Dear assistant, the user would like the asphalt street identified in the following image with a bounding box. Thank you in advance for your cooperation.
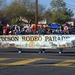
[0,48,75,75]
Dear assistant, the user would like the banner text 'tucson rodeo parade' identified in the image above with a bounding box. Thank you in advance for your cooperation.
[0,35,70,42]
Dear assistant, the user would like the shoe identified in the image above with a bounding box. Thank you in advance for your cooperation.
[39,52,41,54]
[59,52,61,54]
[43,51,45,53]
[18,51,21,53]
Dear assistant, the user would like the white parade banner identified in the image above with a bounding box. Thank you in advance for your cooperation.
[0,35,75,49]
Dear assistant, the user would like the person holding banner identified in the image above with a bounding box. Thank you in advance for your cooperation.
[16,25,23,53]
[57,26,64,54]
[37,26,46,53]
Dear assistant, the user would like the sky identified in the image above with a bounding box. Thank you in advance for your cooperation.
[7,0,75,18]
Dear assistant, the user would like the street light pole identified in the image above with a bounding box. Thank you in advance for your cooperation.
[35,0,38,32]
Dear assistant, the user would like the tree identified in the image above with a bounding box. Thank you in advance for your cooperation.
[13,0,46,24]
[13,0,35,11]
[46,0,74,24]
[3,2,28,24]
[0,0,46,25]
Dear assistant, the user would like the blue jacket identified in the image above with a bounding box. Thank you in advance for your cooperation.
[16,30,23,35]
[38,29,46,34]
[56,30,65,34]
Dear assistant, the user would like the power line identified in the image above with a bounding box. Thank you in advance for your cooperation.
[65,0,75,3]
[66,3,75,7]
[65,2,75,11]
[67,5,75,10]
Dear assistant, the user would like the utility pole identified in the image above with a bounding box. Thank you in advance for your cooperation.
[35,0,38,31]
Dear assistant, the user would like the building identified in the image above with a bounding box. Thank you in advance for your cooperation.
[67,18,75,27]
[38,19,47,25]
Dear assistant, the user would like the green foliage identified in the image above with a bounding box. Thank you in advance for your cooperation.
[6,2,27,18]
[46,0,74,24]
[11,19,18,24]
[0,0,45,24]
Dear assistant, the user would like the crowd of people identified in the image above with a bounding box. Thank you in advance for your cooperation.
[0,23,75,54]
[0,23,75,35]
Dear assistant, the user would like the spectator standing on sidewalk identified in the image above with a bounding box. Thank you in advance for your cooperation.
[0,23,3,35]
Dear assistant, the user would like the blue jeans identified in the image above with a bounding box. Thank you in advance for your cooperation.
[18,48,22,52]
[59,48,63,53]
[39,49,45,53]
